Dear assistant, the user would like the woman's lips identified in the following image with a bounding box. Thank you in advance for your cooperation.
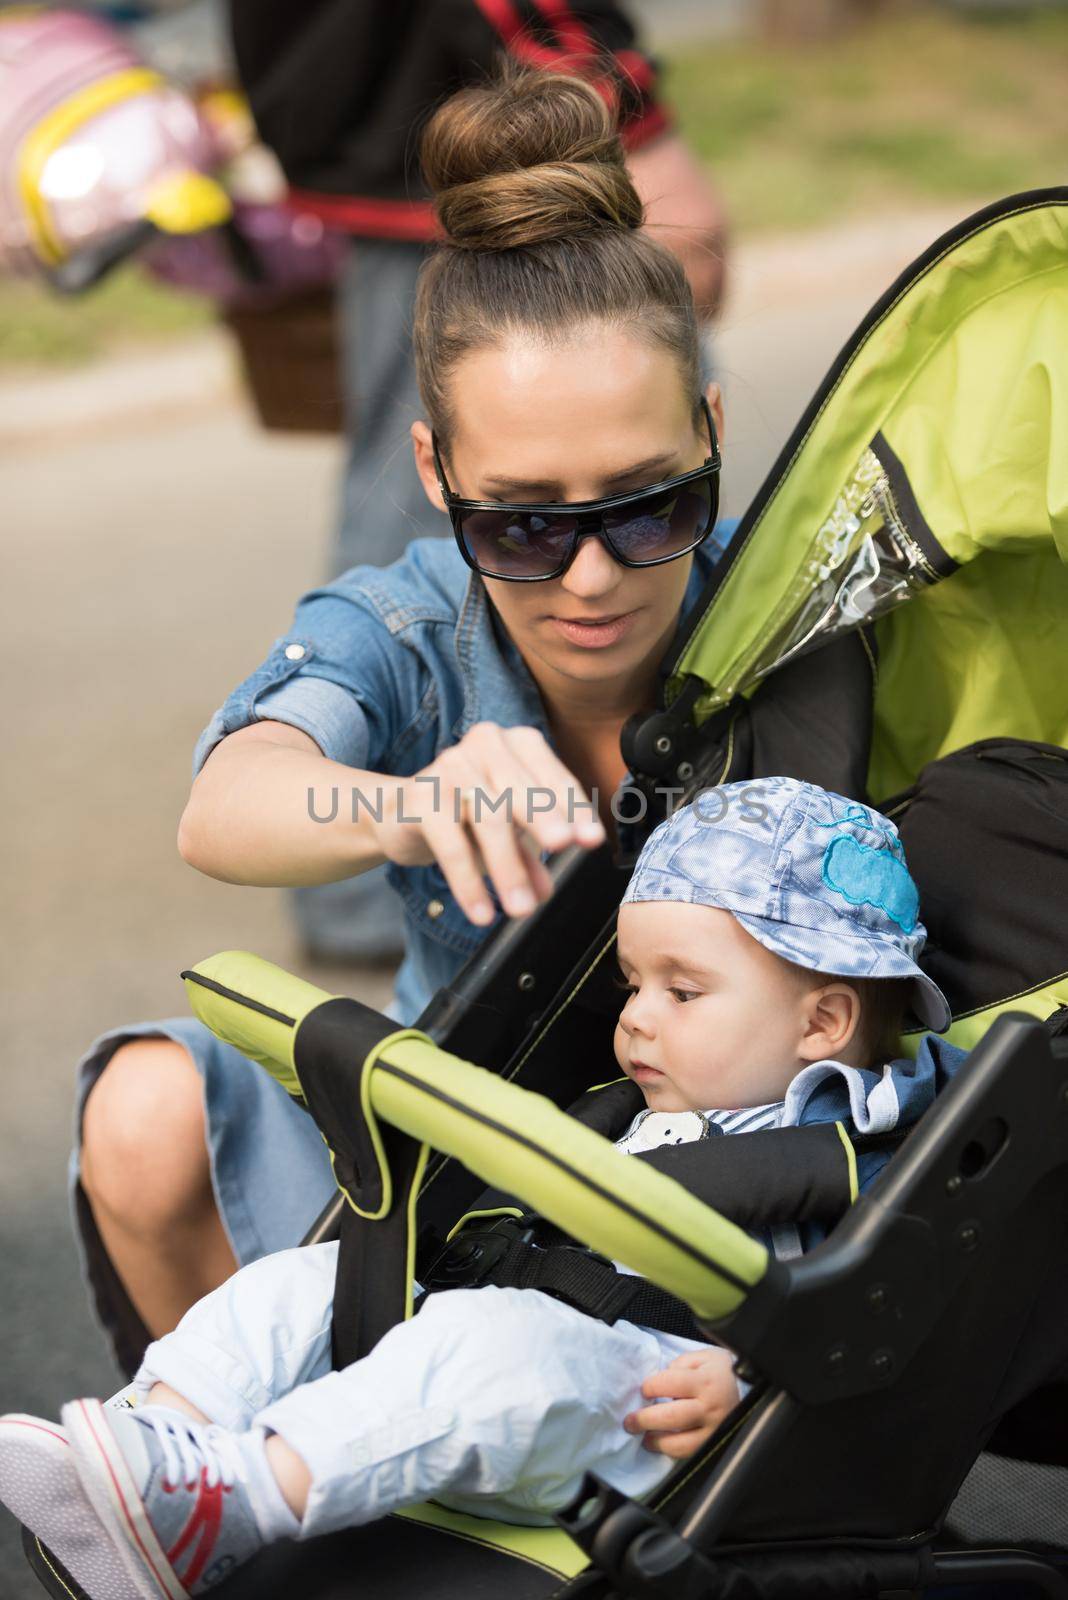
[547,611,636,649]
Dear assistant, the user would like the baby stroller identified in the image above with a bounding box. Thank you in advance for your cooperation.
[26,187,1068,1598]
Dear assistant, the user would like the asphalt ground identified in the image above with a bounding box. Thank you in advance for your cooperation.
[0,206,969,1596]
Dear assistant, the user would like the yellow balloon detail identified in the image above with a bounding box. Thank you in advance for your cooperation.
[143,171,232,236]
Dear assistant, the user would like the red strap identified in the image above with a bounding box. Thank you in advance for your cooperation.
[529,0,596,56]
[285,190,442,241]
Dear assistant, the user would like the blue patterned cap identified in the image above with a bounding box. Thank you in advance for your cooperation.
[622,777,951,1032]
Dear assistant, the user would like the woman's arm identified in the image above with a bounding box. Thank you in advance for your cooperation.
[178,719,605,924]
[177,720,385,887]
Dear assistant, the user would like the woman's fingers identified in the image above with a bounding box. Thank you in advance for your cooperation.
[415,764,501,925]
[437,725,602,919]
[417,765,553,922]
[474,724,605,852]
[373,724,604,924]
[461,793,546,918]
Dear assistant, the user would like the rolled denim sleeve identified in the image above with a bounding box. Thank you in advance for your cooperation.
[251,678,372,768]
[191,589,421,780]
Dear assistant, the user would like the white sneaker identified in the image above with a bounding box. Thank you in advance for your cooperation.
[63,1398,267,1597]
[0,1413,142,1600]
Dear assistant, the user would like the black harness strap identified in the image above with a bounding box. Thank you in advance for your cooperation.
[492,1238,707,1339]
[419,1216,708,1342]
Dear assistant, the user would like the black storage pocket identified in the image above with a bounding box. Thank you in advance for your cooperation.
[884,738,1068,1018]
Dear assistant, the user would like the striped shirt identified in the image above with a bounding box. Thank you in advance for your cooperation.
[614,1101,801,1261]
[614,1102,783,1155]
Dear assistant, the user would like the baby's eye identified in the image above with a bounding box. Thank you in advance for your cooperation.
[669,987,700,1003]
[612,968,637,994]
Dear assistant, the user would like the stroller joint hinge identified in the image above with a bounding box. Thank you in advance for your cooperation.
[621,675,738,805]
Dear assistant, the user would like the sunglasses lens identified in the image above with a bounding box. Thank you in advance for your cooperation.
[460,509,577,578]
[603,478,716,565]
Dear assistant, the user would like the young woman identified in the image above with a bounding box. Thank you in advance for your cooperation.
[75,66,731,1345]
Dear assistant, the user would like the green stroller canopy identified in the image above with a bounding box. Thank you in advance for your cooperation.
[666,190,1068,801]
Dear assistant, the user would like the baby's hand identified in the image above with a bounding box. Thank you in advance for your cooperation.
[623,1347,741,1459]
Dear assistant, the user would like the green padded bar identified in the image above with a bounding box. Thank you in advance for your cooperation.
[183,952,769,1323]
[359,1030,767,1321]
[182,949,331,1097]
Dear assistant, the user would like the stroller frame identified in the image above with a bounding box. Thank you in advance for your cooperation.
[27,958,1068,1599]
[560,1012,1068,1598]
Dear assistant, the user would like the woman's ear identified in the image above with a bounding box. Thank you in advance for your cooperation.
[704,380,724,448]
[797,982,862,1064]
[411,420,450,515]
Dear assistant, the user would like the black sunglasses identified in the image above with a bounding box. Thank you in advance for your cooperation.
[432,397,721,582]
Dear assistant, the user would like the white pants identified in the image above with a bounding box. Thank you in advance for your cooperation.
[135,1243,703,1539]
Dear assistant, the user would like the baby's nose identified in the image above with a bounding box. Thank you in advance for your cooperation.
[621,992,653,1035]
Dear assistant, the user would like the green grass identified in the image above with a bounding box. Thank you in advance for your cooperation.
[666,5,1068,233]
[1,4,1066,367]
[0,262,211,368]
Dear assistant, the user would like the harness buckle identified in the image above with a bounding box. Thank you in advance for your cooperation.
[421,1214,531,1292]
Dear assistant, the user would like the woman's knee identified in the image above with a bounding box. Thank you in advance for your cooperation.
[80,1037,212,1230]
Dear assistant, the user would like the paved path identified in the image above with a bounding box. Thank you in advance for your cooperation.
[0,202,976,1595]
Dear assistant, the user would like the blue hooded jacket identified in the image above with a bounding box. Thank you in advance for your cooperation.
[776,1032,967,1251]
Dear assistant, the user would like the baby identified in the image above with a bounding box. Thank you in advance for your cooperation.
[0,777,954,1600]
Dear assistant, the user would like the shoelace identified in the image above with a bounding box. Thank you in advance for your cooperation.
[135,1408,244,1493]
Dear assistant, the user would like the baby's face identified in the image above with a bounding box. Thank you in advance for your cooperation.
[614,902,816,1113]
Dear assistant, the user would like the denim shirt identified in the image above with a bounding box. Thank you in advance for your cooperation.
[193,527,736,1022]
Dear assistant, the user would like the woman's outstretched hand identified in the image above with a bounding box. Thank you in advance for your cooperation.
[371,722,605,925]
[623,1347,741,1459]
[178,718,603,912]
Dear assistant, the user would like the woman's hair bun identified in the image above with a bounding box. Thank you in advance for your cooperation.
[420,65,643,251]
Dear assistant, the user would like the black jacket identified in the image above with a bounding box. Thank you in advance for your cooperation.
[229,0,668,239]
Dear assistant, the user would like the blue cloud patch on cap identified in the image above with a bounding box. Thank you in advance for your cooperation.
[821,833,919,934]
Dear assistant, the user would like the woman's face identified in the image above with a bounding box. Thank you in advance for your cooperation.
[412,325,723,706]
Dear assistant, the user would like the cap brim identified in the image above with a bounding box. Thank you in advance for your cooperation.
[732,911,953,1036]
[908,970,953,1034]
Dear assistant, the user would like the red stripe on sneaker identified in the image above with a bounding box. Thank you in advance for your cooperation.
[78,1400,176,1599]
[166,1470,224,1589]
[5,1420,68,1448]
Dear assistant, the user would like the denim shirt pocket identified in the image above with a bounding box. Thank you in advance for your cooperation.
[383,676,440,771]
[386,859,498,960]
